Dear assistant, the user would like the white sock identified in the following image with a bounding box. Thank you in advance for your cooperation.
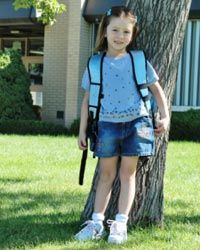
[115,213,128,224]
[92,212,104,225]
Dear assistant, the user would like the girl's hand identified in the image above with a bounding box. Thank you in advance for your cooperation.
[78,132,88,150]
[154,117,169,136]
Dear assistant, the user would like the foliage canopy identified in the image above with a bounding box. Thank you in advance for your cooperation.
[13,0,66,25]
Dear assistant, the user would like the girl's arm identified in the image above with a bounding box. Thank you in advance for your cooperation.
[78,91,89,150]
[149,82,170,136]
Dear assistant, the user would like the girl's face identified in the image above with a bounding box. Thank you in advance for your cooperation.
[105,16,134,56]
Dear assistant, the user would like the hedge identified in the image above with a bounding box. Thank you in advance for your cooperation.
[0,120,68,136]
[169,109,200,141]
[0,109,199,140]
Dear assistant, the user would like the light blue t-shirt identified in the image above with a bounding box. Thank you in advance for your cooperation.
[82,52,159,122]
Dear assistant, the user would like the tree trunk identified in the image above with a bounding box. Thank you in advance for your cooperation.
[82,0,192,226]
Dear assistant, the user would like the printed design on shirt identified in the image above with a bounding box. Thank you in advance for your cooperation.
[100,105,147,120]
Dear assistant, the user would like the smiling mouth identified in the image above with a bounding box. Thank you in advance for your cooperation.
[114,41,123,44]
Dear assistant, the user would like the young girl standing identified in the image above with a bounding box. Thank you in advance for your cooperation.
[75,6,169,244]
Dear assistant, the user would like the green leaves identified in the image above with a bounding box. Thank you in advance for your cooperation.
[13,0,66,25]
[0,54,11,69]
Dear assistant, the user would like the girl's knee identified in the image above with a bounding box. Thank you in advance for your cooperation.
[99,165,116,183]
[99,168,116,183]
[120,157,138,181]
[120,164,137,182]
[99,157,118,183]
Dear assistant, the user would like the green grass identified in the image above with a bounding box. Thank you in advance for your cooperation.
[0,135,199,250]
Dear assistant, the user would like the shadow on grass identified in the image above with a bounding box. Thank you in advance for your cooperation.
[165,214,200,225]
[1,176,199,250]
[165,199,200,225]
[164,199,200,231]
[0,177,34,184]
[0,213,79,248]
[0,179,86,249]
[165,199,194,209]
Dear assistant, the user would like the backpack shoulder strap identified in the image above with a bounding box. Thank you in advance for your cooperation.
[128,50,151,112]
[87,52,106,121]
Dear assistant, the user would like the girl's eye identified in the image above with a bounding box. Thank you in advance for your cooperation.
[124,31,130,34]
[112,29,118,32]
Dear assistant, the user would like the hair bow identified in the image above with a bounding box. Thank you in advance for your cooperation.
[106,8,112,16]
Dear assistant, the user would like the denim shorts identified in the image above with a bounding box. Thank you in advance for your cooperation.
[94,116,155,158]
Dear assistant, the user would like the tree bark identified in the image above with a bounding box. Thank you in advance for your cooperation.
[82,0,192,226]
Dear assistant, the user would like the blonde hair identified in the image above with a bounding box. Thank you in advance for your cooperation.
[94,6,139,52]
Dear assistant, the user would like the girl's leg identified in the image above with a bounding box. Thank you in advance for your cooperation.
[75,156,118,242]
[118,156,138,215]
[94,156,118,214]
[108,156,138,244]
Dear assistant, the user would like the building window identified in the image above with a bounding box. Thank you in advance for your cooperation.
[31,91,43,106]
[2,39,25,55]
[28,38,44,56]
[57,111,64,119]
[91,24,99,52]
[28,63,43,85]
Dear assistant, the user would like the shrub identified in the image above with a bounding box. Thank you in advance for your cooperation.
[33,105,42,120]
[169,109,200,141]
[69,118,80,135]
[0,120,68,135]
[0,49,36,120]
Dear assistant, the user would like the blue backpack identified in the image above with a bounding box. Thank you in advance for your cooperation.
[79,50,156,185]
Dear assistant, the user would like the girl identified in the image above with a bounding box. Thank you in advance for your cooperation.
[75,6,169,244]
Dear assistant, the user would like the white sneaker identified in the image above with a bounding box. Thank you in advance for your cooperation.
[107,220,127,244]
[74,220,105,241]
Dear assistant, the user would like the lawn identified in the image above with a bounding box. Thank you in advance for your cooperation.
[0,135,199,250]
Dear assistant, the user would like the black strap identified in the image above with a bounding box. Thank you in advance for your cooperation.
[95,52,106,123]
[78,52,106,186]
[143,95,151,101]
[79,149,88,185]
[139,83,150,89]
